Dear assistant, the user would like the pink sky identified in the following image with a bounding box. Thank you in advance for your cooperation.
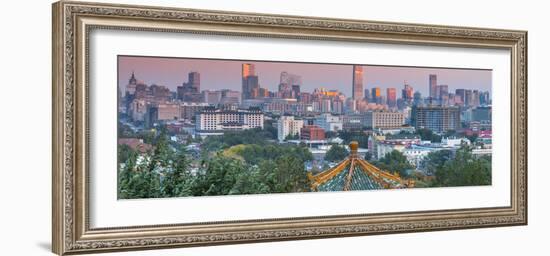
[118,55,492,97]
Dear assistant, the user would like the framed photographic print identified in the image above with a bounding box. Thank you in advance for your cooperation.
[52,1,527,255]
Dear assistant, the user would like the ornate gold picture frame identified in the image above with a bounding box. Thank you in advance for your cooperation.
[52,1,527,255]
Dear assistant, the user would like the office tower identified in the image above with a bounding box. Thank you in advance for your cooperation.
[279,71,301,99]
[413,91,422,106]
[386,88,397,108]
[299,92,312,104]
[242,63,255,79]
[437,85,449,105]
[242,63,257,100]
[429,74,437,99]
[479,91,490,105]
[332,99,344,114]
[280,71,302,86]
[177,72,201,102]
[472,90,480,107]
[455,89,466,105]
[246,75,259,99]
[411,105,461,133]
[464,89,473,107]
[364,88,371,102]
[149,84,171,102]
[291,84,301,99]
[402,83,414,102]
[371,87,381,104]
[352,65,364,100]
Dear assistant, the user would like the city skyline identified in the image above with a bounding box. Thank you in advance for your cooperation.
[118,55,492,98]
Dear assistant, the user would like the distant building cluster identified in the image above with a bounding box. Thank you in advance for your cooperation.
[118,64,492,170]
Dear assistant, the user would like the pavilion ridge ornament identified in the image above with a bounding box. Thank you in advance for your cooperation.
[309,141,415,191]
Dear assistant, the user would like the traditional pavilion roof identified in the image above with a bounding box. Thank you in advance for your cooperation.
[309,141,414,192]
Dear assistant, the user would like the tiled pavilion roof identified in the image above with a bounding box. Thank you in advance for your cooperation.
[308,141,415,192]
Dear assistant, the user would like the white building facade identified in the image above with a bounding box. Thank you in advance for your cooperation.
[196,108,264,136]
[277,116,304,142]
[314,113,343,132]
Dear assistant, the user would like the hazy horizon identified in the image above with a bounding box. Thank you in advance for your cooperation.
[118,55,492,98]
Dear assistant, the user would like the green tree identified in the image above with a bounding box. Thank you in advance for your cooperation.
[432,148,491,187]
[118,144,135,166]
[117,146,138,199]
[338,130,368,148]
[372,150,413,177]
[193,154,248,196]
[277,155,310,193]
[423,150,453,175]
[161,147,194,197]
[324,145,348,162]
[229,167,271,195]
[416,128,442,143]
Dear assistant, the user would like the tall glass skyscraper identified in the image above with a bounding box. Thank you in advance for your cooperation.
[352,65,364,101]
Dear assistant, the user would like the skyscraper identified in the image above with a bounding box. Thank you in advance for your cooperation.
[279,71,301,99]
[352,65,364,101]
[402,83,414,102]
[364,88,371,102]
[479,91,490,106]
[464,89,473,107]
[437,85,449,105]
[472,90,480,107]
[177,71,201,102]
[429,74,437,99]
[280,71,301,86]
[386,88,397,108]
[371,87,381,104]
[413,91,422,106]
[242,63,256,100]
[455,89,466,105]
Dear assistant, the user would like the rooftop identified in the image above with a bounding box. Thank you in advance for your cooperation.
[308,141,414,191]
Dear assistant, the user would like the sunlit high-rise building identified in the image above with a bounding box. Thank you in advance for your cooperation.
[242,63,258,100]
[371,87,381,104]
[352,65,364,101]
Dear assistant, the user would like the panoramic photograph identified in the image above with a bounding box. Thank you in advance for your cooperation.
[117,55,493,199]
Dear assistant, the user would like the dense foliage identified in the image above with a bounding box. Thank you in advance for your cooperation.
[415,128,442,143]
[429,147,491,187]
[371,150,414,177]
[338,130,369,148]
[118,128,312,199]
[324,145,348,162]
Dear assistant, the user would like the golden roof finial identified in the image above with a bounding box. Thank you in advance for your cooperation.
[349,141,359,157]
